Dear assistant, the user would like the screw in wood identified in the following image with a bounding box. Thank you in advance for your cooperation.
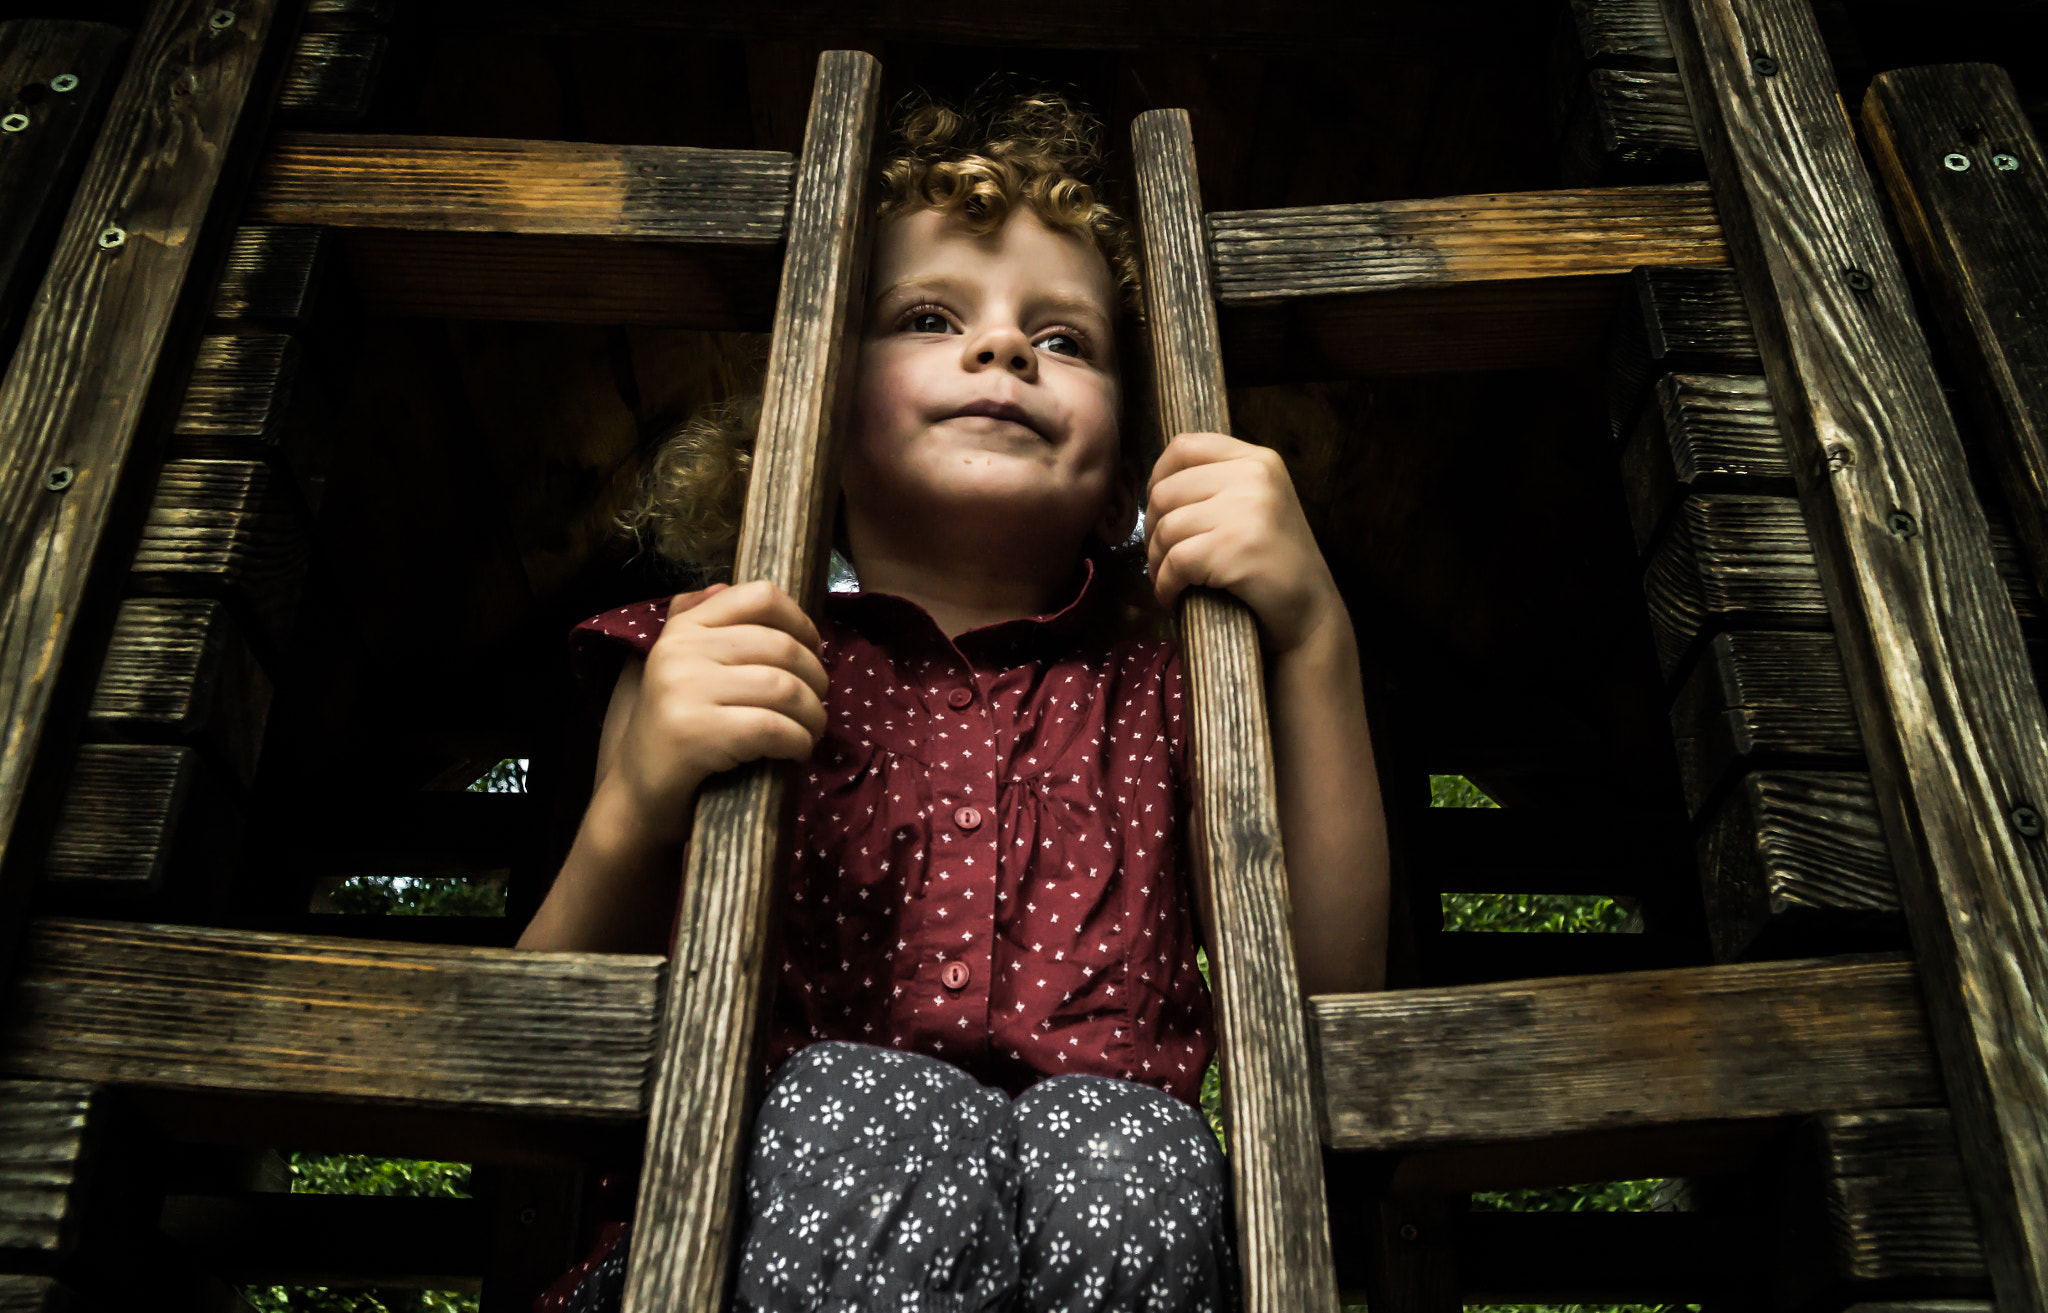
[1,113,27,133]
[1398,1224,1419,1241]
[1825,443,1855,471]
[1944,153,1971,171]
[96,226,125,250]
[2014,806,2043,838]
[1887,510,1917,538]
[43,467,75,493]
[1994,154,2020,171]
[1751,53,1778,76]
[1844,268,1873,292]
[50,74,78,93]
[209,8,237,30]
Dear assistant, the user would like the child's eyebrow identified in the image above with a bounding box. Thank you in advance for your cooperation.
[870,277,1111,327]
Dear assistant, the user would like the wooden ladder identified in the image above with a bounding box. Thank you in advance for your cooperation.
[0,0,2045,1309]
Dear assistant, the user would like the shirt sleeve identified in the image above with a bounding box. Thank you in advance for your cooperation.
[567,595,674,689]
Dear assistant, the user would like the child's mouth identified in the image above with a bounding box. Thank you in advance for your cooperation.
[948,400,1045,440]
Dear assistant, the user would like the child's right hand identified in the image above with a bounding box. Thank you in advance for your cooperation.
[601,579,829,847]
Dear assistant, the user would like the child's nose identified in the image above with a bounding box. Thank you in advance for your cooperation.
[964,327,1037,380]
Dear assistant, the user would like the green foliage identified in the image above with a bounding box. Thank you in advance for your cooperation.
[328,876,505,918]
[470,758,528,794]
[1441,890,1630,934]
[243,1288,477,1313]
[286,1153,471,1198]
[1430,774,1498,810]
[1471,1178,1664,1213]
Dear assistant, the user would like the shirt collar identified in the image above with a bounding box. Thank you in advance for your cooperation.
[823,557,1105,665]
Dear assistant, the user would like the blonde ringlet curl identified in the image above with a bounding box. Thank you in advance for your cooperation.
[620,86,1152,588]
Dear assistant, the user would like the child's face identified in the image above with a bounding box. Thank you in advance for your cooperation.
[843,206,1127,566]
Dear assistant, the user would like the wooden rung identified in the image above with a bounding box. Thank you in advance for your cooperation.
[209,225,332,323]
[1312,955,1940,1153]
[1669,629,1861,817]
[1403,807,1687,896]
[275,31,388,126]
[174,333,302,440]
[0,1276,80,1313]
[1605,266,1760,441]
[1620,372,1789,553]
[1210,184,1726,380]
[42,745,240,900]
[1559,68,1703,187]
[0,1080,102,1259]
[1563,0,1675,68]
[1697,771,1902,963]
[0,919,660,1123]
[1804,1108,1984,1285]
[1424,931,1683,986]
[159,1193,488,1288]
[86,597,273,790]
[129,458,311,656]
[303,0,395,30]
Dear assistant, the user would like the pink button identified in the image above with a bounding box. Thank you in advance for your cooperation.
[954,805,983,832]
[941,961,971,990]
[947,687,973,710]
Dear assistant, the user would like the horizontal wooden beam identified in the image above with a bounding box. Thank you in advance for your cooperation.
[0,920,661,1122]
[1313,955,1940,1152]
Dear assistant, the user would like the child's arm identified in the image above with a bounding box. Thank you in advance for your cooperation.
[1146,433,1390,995]
[517,581,829,954]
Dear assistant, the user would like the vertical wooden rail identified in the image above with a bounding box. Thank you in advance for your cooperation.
[1662,1,2048,1308]
[621,50,880,1313]
[0,0,292,962]
[1861,64,2048,600]
[1131,109,1340,1313]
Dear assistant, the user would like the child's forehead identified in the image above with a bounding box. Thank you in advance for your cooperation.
[870,207,1116,314]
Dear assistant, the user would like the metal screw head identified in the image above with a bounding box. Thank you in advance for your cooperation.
[1887,510,1918,538]
[43,467,75,493]
[1825,443,1855,472]
[209,8,236,29]
[1944,152,1971,171]
[2014,806,2043,838]
[1398,1224,1419,1241]
[96,226,125,250]
[1752,54,1779,76]
[1,113,27,133]
[50,74,78,93]
[1844,268,1873,292]
[1994,153,2020,171]
[519,1207,538,1225]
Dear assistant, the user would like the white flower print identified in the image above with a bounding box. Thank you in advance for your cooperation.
[762,1253,791,1287]
[795,1206,828,1240]
[850,1065,879,1092]
[814,1098,847,1128]
[1052,1164,1078,1198]
[1046,1235,1075,1266]
[1086,1202,1114,1232]
[1042,1106,1074,1136]
[890,1087,918,1116]
[1081,1271,1109,1300]
[933,1180,961,1214]
[897,1214,925,1248]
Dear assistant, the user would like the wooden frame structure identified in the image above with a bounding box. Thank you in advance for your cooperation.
[0,0,2043,1308]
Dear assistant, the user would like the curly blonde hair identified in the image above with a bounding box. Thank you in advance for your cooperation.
[622,86,1147,584]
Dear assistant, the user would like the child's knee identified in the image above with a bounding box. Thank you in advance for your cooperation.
[752,1042,1004,1164]
[1011,1075,1223,1191]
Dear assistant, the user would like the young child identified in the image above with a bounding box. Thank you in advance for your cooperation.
[521,88,1388,1313]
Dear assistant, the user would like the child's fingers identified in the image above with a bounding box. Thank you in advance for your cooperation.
[1151,526,1229,609]
[714,705,822,767]
[1146,431,1259,499]
[1145,459,1247,523]
[669,578,823,653]
[1145,499,1232,584]
[690,623,831,702]
[710,663,828,741]
[664,582,729,622]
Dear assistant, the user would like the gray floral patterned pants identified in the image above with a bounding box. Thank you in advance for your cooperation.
[563,1041,1239,1313]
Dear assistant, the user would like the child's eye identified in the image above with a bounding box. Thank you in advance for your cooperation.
[903,308,952,334]
[1038,332,1087,358]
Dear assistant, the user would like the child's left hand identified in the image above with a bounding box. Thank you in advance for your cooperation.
[1145,432,1345,656]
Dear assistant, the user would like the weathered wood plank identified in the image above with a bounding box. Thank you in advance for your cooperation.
[1620,372,1789,552]
[1697,770,1902,962]
[1313,955,1940,1152]
[621,51,880,1313]
[169,330,330,511]
[1560,69,1705,186]
[0,22,130,366]
[0,919,661,1118]
[0,0,294,945]
[128,458,310,656]
[1426,931,1684,986]
[1663,0,2048,1303]
[40,743,240,901]
[86,597,270,789]
[1813,1108,1984,1282]
[1863,65,2048,608]
[1565,0,1678,68]
[275,32,386,127]
[0,1277,81,1313]
[209,225,330,323]
[1669,629,1861,816]
[303,0,396,31]
[1605,265,1760,441]
[1135,107,1339,1313]
[0,1080,100,1257]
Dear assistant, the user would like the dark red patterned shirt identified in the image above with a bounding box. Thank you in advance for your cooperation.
[571,566,1216,1106]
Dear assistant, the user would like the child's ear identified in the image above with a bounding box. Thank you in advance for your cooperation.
[1097,465,1141,547]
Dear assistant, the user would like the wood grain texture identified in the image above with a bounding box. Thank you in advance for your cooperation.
[0,1277,77,1313]
[0,919,661,1117]
[274,31,385,126]
[1604,265,1760,441]
[1814,1108,1984,1282]
[1863,65,2048,609]
[1663,0,2048,1303]
[1669,628,1861,816]
[1566,0,1678,67]
[0,1080,99,1256]
[86,597,270,789]
[1621,372,1789,552]
[1134,108,1338,1313]
[621,51,879,1313]
[1560,69,1705,186]
[40,743,240,899]
[128,458,310,655]
[1313,955,1940,1151]
[1643,493,1832,677]
[209,225,329,322]
[0,22,130,364]
[1697,770,1902,962]
[172,332,300,442]
[251,134,791,242]
[0,0,291,937]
